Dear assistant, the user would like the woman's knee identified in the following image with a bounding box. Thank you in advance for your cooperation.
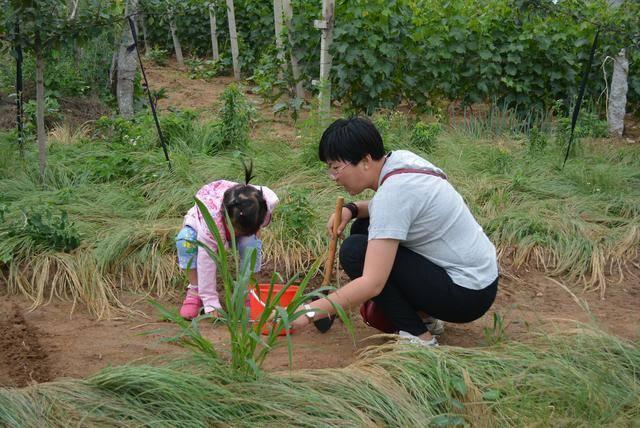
[350,218,370,236]
[339,235,367,278]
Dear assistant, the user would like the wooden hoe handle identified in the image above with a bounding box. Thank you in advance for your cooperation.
[313,196,343,334]
[322,197,344,286]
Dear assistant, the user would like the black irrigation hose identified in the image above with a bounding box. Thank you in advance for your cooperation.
[562,28,600,169]
[127,16,172,172]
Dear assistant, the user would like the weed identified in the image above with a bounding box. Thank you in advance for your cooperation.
[218,84,255,150]
[4,207,81,255]
[452,102,554,138]
[555,111,609,158]
[527,126,548,155]
[471,146,513,175]
[185,58,224,80]
[249,46,306,122]
[173,121,223,156]
[23,96,64,134]
[158,109,197,145]
[410,121,442,153]
[150,87,169,108]
[145,46,169,66]
[276,189,315,238]
[48,123,91,146]
[482,313,508,345]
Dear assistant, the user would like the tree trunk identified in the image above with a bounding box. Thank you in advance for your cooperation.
[209,4,219,61]
[607,0,626,137]
[169,17,184,66]
[317,0,335,120]
[608,49,628,137]
[226,0,240,80]
[34,39,46,182]
[117,0,139,118]
[282,0,304,99]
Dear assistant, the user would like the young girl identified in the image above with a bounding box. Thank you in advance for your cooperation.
[176,163,279,319]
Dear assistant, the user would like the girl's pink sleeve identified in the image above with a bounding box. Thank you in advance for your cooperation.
[259,186,279,227]
[196,233,221,312]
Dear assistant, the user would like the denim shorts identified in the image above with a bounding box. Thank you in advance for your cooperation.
[176,226,198,270]
[176,226,263,273]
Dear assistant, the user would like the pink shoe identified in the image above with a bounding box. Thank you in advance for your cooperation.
[179,290,203,319]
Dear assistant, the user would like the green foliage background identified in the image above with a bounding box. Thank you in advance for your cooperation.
[139,0,640,113]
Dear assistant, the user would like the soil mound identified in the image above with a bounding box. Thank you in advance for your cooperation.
[0,303,52,387]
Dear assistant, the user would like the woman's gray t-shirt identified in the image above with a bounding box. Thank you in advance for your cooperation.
[368,150,498,290]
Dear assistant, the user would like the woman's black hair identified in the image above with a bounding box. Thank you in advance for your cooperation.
[318,117,385,164]
[222,159,268,236]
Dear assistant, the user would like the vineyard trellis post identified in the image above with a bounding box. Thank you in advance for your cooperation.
[168,8,184,66]
[274,0,304,100]
[274,0,285,73]
[282,0,304,100]
[226,0,240,80]
[139,12,150,53]
[316,0,334,119]
[208,2,219,61]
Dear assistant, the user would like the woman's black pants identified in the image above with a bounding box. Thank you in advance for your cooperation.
[340,219,498,336]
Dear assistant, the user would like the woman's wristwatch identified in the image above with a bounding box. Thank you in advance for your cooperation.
[344,202,358,219]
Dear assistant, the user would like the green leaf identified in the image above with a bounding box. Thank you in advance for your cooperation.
[451,376,468,395]
[482,389,500,401]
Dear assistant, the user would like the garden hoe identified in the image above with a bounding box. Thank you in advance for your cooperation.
[313,197,344,333]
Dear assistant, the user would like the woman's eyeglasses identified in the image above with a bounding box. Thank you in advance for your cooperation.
[327,163,349,179]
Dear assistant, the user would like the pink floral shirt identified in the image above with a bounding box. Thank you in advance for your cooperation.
[183,180,279,312]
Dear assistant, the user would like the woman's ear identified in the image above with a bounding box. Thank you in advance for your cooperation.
[362,154,373,170]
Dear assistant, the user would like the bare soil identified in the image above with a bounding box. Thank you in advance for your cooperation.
[1,62,639,389]
[1,270,638,388]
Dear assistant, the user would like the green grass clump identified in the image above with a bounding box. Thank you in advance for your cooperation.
[1,325,638,426]
[0,105,638,315]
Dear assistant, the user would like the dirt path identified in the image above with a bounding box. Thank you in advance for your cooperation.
[2,271,638,388]
[145,61,300,141]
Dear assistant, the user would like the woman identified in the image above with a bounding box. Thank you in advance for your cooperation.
[292,117,498,346]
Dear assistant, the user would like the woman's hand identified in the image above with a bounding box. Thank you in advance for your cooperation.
[326,207,353,238]
[266,308,311,330]
[292,313,311,330]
